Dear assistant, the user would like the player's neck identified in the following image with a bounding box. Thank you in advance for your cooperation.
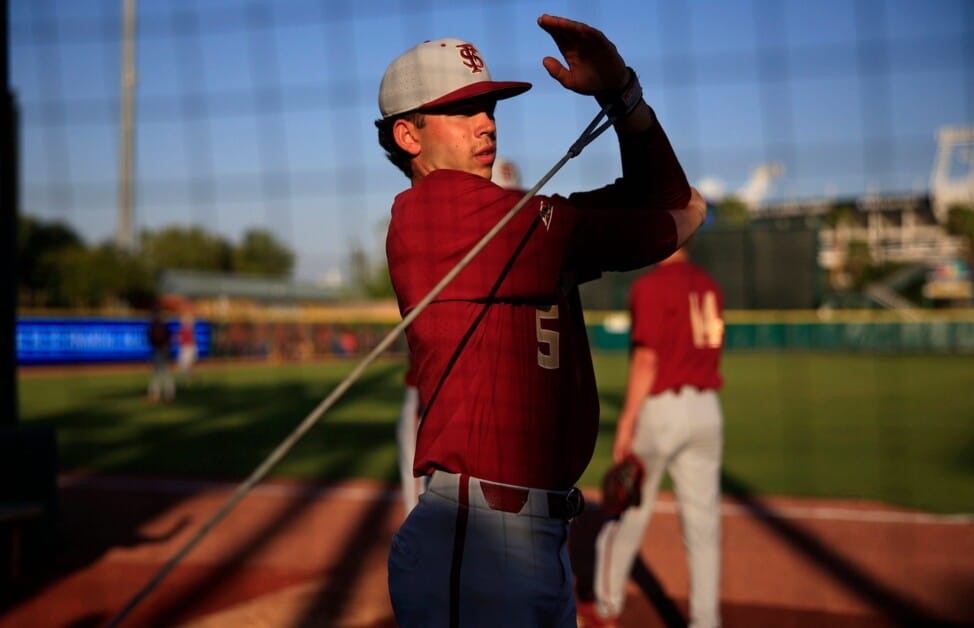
[660,249,688,265]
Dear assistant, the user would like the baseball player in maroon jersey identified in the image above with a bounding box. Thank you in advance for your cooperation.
[376,14,706,627]
[579,244,725,628]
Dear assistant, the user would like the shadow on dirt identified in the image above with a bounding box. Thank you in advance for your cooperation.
[3,362,404,627]
[721,472,957,628]
[570,470,964,628]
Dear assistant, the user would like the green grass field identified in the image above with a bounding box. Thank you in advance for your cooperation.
[18,352,974,514]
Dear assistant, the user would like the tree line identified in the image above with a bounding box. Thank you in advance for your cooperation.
[18,216,294,309]
[20,201,971,311]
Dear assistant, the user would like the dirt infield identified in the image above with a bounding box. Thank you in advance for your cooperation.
[1,473,972,628]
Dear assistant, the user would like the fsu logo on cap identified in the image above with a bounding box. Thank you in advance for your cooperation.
[456,44,485,73]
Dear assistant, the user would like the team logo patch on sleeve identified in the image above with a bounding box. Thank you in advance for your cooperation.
[539,201,554,231]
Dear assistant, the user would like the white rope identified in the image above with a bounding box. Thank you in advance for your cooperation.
[104,103,617,627]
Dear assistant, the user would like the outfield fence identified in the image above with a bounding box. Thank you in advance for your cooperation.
[594,320,974,353]
[16,308,974,366]
[589,309,974,353]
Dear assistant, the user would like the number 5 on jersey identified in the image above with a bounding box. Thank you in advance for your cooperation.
[536,305,560,370]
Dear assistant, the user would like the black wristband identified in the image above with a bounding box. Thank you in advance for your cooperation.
[595,67,643,120]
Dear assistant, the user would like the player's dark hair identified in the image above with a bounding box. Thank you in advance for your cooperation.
[375,112,426,180]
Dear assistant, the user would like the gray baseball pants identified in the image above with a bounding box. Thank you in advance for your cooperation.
[593,387,723,628]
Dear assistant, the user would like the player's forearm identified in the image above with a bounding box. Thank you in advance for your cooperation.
[616,108,692,210]
[618,346,657,432]
[612,98,656,134]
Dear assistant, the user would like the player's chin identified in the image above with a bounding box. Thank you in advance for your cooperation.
[473,154,495,176]
[467,164,493,180]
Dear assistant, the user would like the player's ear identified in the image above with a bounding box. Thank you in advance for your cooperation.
[392,118,422,157]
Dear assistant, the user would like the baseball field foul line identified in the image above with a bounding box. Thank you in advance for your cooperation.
[103,103,623,628]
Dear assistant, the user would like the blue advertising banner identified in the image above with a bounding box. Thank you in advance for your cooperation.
[17,318,211,366]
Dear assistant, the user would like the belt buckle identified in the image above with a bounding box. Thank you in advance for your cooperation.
[563,487,584,520]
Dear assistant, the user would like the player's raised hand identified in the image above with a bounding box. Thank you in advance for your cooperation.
[537,14,630,96]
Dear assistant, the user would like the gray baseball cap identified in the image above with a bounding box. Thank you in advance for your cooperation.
[379,38,531,118]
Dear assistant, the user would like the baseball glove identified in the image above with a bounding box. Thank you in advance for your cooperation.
[601,453,645,519]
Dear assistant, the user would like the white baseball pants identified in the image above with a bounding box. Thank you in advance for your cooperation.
[396,385,425,516]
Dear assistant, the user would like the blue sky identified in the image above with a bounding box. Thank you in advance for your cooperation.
[10,0,974,282]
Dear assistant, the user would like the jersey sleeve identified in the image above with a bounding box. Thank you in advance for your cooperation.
[560,120,690,274]
[562,183,678,274]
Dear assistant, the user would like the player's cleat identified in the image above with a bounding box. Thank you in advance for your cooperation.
[576,600,620,628]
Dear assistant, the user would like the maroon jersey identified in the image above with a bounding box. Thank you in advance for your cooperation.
[629,260,725,395]
[386,169,678,489]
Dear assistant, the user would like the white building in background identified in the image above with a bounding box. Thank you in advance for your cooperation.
[817,194,966,272]
[739,127,972,276]
[818,126,972,274]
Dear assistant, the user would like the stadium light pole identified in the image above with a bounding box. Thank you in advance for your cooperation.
[1,0,18,427]
[117,0,137,251]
